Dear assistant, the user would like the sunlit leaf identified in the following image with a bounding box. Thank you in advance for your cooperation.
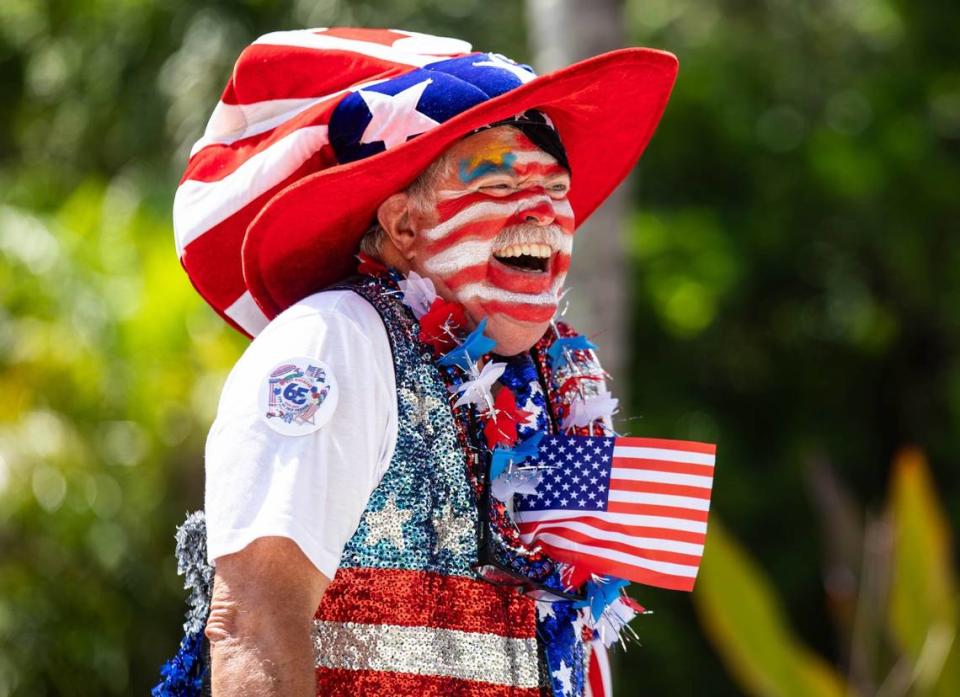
[694,519,847,697]
[888,447,958,695]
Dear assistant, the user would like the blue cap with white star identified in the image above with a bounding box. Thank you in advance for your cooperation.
[329,53,541,165]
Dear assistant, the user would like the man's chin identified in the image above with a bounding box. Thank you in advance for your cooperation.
[479,306,554,357]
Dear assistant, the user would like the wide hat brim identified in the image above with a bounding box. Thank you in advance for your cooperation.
[243,47,678,319]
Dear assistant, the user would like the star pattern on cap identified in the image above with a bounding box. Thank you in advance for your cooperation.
[364,493,413,550]
[357,79,440,149]
[473,53,536,84]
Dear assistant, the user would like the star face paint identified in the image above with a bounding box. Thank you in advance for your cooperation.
[409,126,575,355]
[458,141,518,183]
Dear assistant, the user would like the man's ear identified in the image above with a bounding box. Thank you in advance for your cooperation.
[377,192,417,260]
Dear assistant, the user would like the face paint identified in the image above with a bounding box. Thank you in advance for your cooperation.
[458,141,518,183]
[411,127,575,333]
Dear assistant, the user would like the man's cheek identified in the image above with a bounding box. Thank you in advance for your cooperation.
[419,211,502,285]
[425,242,495,292]
[423,219,503,259]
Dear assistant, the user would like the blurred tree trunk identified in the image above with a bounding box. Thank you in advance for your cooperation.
[526,0,629,385]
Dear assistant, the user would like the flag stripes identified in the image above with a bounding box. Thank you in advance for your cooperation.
[612,457,715,477]
[517,507,709,534]
[611,468,714,488]
[524,521,704,556]
[515,435,716,591]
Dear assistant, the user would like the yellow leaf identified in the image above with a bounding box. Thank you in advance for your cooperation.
[694,519,847,697]
[887,447,958,695]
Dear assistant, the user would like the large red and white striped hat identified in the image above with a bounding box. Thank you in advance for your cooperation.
[174,28,678,337]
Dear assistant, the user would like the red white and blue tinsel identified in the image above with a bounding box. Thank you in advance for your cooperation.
[392,268,636,697]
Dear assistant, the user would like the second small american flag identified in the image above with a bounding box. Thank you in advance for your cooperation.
[514,434,717,591]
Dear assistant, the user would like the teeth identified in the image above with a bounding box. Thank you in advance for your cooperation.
[494,244,553,258]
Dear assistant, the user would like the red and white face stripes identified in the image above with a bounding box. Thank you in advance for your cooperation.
[410,127,575,351]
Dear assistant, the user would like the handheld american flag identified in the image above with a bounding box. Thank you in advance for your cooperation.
[514,435,716,591]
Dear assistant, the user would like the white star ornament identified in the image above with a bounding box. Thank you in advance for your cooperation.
[398,270,437,318]
[449,360,506,409]
[357,79,440,149]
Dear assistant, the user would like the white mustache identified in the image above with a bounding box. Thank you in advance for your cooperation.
[421,227,571,276]
[491,224,568,254]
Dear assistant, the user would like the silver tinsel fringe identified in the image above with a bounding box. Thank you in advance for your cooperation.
[175,510,214,635]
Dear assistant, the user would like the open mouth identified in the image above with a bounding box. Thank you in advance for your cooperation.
[492,243,551,273]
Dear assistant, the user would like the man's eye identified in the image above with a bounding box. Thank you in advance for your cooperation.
[481,183,513,190]
[549,183,569,193]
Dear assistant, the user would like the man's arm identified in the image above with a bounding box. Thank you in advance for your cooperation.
[205,536,330,697]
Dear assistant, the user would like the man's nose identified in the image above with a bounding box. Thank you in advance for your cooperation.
[518,198,556,226]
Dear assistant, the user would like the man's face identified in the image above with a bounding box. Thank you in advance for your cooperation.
[407,126,575,355]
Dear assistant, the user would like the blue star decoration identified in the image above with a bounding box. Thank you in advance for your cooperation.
[437,318,496,371]
[539,601,586,697]
[490,431,545,480]
[547,335,598,366]
[329,53,538,164]
[573,576,631,622]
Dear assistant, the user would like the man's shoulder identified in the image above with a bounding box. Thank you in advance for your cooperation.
[227,289,390,380]
[238,288,386,356]
[265,288,382,335]
[215,287,394,411]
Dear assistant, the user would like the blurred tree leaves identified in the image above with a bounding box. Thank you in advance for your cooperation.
[616,1,958,694]
[695,450,960,697]
[888,449,958,696]
[629,208,742,338]
[695,521,848,697]
[0,180,240,696]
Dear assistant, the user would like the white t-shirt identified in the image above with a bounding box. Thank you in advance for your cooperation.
[204,290,397,579]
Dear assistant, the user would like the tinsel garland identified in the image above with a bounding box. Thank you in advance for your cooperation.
[152,630,207,697]
[388,269,632,697]
[152,511,212,697]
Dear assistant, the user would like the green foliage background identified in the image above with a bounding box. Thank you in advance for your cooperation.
[0,0,956,695]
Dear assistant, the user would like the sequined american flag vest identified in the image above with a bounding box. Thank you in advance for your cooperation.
[315,276,603,696]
